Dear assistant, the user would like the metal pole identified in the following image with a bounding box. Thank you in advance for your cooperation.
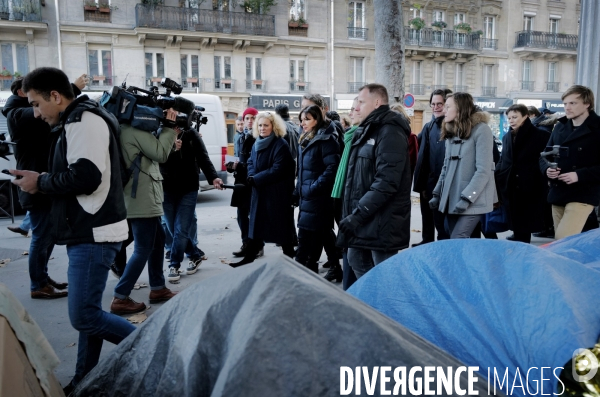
[576,0,600,113]
[54,0,63,69]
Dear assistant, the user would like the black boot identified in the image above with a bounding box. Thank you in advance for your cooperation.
[230,244,259,268]
[233,243,248,257]
[324,264,343,282]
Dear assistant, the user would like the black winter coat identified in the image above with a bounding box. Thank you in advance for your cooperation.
[532,114,553,133]
[2,95,53,209]
[413,115,445,195]
[160,128,218,195]
[539,111,600,206]
[337,105,412,251]
[229,131,256,208]
[248,136,296,245]
[295,127,340,231]
[495,118,550,233]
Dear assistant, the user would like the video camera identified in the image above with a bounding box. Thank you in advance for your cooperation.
[100,77,207,133]
[540,145,569,170]
[0,134,16,161]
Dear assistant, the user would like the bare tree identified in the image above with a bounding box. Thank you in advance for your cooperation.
[374,0,405,102]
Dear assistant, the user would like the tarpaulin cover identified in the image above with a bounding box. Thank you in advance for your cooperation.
[348,229,600,397]
[74,257,492,397]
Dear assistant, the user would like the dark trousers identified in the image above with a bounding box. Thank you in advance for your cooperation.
[433,209,450,241]
[237,206,250,243]
[419,192,435,242]
[28,207,56,291]
[114,219,134,273]
[342,251,357,291]
[296,227,329,273]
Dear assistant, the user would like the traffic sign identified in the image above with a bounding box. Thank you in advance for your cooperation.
[404,93,415,108]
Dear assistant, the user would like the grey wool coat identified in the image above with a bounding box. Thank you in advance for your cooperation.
[433,111,498,215]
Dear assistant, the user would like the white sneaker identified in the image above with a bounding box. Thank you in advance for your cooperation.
[167,267,180,282]
[186,258,202,275]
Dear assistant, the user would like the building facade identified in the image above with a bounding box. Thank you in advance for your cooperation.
[0,0,581,139]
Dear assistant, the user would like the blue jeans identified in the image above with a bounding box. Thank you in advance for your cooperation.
[163,191,201,268]
[20,211,31,231]
[347,248,398,279]
[28,208,55,291]
[162,212,200,257]
[66,242,135,385]
[115,217,166,298]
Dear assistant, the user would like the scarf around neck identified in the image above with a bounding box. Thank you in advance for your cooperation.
[254,133,276,151]
[331,125,358,199]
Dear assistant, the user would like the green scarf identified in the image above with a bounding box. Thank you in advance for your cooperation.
[331,126,358,198]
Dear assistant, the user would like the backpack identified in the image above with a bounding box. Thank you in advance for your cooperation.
[66,98,141,195]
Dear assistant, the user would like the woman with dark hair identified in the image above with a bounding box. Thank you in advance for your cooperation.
[230,111,297,266]
[495,104,550,243]
[293,105,340,276]
[429,92,498,238]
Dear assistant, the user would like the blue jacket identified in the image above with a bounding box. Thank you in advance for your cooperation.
[295,127,340,231]
[247,136,296,245]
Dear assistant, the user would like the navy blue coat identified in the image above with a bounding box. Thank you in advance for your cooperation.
[413,115,445,195]
[247,136,296,245]
[295,127,340,231]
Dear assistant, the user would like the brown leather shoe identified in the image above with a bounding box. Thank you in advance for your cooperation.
[7,226,28,236]
[149,287,178,304]
[110,297,146,315]
[47,277,68,290]
[31,284,68,299]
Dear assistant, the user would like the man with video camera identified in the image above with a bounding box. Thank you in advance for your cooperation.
[160,124,223,281]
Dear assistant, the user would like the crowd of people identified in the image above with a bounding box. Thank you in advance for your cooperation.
[3,66,600,394]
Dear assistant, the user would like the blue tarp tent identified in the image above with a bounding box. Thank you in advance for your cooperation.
[349,229,600,397]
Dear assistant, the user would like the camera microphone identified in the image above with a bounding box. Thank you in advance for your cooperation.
[171,96,196,115]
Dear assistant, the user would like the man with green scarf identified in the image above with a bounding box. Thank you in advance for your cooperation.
[332,97,359,290]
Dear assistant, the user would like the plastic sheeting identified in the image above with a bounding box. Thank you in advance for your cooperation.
[349,229,600,397]
[74,257,492,397]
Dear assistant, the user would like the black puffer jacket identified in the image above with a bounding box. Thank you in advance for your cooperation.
[160,127,218,195]
[295,126,340,231]
[229,130,256,208]
[337,105,412,251]
[2,95,53,209]
[539,111,600,206]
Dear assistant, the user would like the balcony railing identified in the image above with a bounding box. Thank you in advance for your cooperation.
[215,79,235,91]
[288,26,308,37]
[182,77,202,92]
[135,4,275,36]
[453,85,468,92]
[514,31,578,51]
[348,82,365,93]
[0,76,14,91]
[481,86,497,97]
[0,0,43,22]
[88,75,116,89]
[410,84,425,95]
[290,80,309,92]
[404,27,481,51]
[432,85,447,90]
[246,79,267,91]
[521,81,535,91]
[482,38,498,50]
[348,27,367,40]
[546,82,560,92]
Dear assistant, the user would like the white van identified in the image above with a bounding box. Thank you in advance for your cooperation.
[178,93,229,185]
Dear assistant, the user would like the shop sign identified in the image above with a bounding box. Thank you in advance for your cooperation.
[249,95,330,112]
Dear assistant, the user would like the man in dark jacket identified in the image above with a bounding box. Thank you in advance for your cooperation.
[532,107,555,134]
[540,85,600,240]
[274,103,299,162]
[337,84,411,279]
[412,89,452,246]
[161,126,223,277]
[2,76,85,299]
[11,67,134,392]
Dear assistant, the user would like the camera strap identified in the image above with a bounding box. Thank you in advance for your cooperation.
[129,152,144,199]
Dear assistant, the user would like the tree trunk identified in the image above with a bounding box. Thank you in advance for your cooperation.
[374,0,405,103]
